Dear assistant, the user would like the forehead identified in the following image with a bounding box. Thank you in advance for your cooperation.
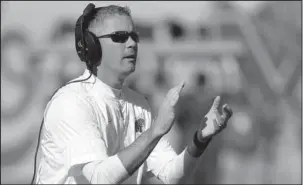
[93,15,134,35]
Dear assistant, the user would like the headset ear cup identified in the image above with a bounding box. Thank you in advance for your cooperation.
[75,16,86,62]
[85,31,102,66]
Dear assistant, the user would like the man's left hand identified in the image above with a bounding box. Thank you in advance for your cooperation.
[200,96,233,140]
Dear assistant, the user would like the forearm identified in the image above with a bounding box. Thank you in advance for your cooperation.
[117,128,161,175]
[187,130,212,158]
[83,128,162,184]
[158,131,211,184]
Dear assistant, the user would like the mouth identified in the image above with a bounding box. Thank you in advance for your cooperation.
[124,55,136,59]
[123,55,137,65]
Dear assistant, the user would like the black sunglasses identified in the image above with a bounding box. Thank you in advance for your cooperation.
[97,31,140,43]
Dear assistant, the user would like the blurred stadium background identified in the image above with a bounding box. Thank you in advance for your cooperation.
[1,1,301,184]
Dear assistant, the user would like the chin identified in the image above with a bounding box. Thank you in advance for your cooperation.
[127,66,136,75]
[126,60,137,70]
[120,66,135,78]
[119,59,136,76]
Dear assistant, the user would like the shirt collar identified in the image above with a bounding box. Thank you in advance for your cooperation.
[82,69,124,99]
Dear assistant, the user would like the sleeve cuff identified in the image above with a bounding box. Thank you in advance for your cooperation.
[68,153,108,176]
[87,155,130,184]
[193,131,212,150]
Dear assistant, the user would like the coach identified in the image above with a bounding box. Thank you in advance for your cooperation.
[33,3,233,184]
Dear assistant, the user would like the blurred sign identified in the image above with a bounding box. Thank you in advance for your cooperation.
[160,51,242,95]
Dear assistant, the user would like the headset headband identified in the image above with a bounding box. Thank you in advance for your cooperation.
[80,3,96,62]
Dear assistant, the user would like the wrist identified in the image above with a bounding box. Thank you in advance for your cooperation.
[147,126,163,141]
[187,131,212,157]
[194,130,212,148]
[199,129,212,143]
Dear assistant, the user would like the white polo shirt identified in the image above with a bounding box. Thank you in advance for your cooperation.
[34,69,177,184]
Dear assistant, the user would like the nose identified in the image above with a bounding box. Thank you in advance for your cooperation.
[126,35,137,49]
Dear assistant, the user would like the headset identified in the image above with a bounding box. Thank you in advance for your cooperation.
[75,3,102,71]
[31,3,100,184]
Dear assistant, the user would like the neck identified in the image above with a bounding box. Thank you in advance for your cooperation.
[97,67,125,90]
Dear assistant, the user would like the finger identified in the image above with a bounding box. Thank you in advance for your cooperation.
[166,81,185,97]
[213,119,221,132]
[211,96,221,110]
[174,81,185,94]
[178,81,185,93]
[215,118,227,132]
[210,109,223,125]
[172,81,185,98]
[222,104,233,120]
[169,81,185,105]
[214,109,221,119]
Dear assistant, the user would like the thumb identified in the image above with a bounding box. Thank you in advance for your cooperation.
[166,81,185,97]
[222,104,233,120]
[169,81,185,106]
[211,96,221,110]
[177,81,185,94]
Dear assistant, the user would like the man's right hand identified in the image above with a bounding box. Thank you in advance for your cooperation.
[151,81,185,137]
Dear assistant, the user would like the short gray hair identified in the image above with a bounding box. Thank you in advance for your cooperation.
[88,5,132,29]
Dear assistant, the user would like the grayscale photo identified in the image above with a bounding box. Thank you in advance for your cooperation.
[1,1,302,184]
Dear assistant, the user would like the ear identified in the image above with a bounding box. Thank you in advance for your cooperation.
[85,31,102,66]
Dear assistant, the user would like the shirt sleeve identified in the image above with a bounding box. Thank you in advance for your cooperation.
[146,134,201,184]
[44,92,109,176]
[139,98,175,176]
[144,100,199,184]
[146,137,178,176]
[141,98,178,178]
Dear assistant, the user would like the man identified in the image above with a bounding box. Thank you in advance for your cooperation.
[33,3,233,184]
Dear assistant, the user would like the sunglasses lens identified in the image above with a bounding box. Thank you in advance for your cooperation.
[130,33,139,43]
[111,34,128,43]
[109,32,139,43]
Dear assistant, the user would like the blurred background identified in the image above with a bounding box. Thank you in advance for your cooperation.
[1,1,301,184]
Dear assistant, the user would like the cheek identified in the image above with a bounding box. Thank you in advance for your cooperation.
[101,41,125,59]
